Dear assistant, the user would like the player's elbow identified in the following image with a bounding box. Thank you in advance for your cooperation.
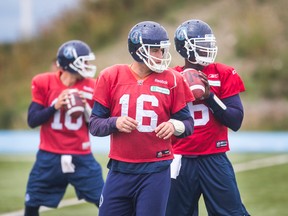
[228,112,244,132]
[230,123,242,132]
[185,117,194,136]
[28,123,37,129]
[176,117,194,138]
[27,115,38,128]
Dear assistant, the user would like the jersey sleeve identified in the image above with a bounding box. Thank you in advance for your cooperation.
[31,74,47,106]
[92,67,112,108]
[217,64,245,99]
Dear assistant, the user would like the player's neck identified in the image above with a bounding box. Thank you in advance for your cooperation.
[184,61,204,71]
[60,71,79,87]
[130,63,152,79]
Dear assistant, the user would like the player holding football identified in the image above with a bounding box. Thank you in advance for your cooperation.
[165,19,250,216]
[89,21,195,216]
[24,40,104,216]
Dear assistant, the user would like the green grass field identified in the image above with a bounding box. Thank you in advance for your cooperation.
[1,153,288,216]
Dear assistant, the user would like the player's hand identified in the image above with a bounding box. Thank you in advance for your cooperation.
[155,122,175,140]
[54,89,70,110]
[198,71,210,99]
[116,116,138,133]
[78,91,88,105]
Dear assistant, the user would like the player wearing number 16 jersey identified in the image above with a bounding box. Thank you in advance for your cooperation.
[24,40,104,216]
[89,21,195,216]
[166,20,250,216]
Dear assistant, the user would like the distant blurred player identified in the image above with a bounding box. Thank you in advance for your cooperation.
[166,19,250,216]
[89,21,195,216]
[24,40,104,216]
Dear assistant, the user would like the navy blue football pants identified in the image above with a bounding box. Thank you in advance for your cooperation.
[99,168,171,216]
[25,150,104,208]
[166,153,250,216]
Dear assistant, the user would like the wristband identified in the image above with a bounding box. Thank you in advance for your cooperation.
[213,94,227,110]
[168,119,185,136]
[206,93,227,111]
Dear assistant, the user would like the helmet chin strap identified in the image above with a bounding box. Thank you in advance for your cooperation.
[187,57,197,65]
[185,40,198,65]
[185,59,204,71]
[186,49,199,65]
[187,51,210,67]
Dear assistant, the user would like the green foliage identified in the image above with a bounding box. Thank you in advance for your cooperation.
[232,0,288,103]
[252,57,288,99]
[0,0,190,129]
[0,0,288,130]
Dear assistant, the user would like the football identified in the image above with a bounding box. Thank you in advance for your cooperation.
[65,89,85,118]
[181,68,205,99]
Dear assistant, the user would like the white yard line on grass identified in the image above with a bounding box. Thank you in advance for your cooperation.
[233,154,288,172]
[2,154,288,216]
[0,199,86,216]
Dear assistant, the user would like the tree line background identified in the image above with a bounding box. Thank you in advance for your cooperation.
[0,0,287,130]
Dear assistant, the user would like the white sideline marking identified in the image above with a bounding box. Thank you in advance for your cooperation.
[1,154,288,216]
[0,199,85,216]
[233,154,288,172]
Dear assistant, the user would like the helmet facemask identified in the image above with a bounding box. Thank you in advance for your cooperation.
[184,32,218,66]
[69,48,97,78]
[136,37,171,73]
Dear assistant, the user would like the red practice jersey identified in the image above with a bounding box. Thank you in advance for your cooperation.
[93,64,194,163]
[31,71,95,154]
[173,63,245,155]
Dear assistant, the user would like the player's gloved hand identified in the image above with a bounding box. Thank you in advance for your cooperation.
[198,71,210,100]
[155,121,175,140]
[116,116,138,133]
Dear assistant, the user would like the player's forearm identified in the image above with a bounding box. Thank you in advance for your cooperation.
[89,114,118,136]
[27,102,57,128]
[205,93,244,131]
[170,105,194,138]
[175,117,194,138]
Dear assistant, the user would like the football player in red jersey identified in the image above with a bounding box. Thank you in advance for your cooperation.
[165,19,250,216]
[24,40,104,216]
[89,21,195,216]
